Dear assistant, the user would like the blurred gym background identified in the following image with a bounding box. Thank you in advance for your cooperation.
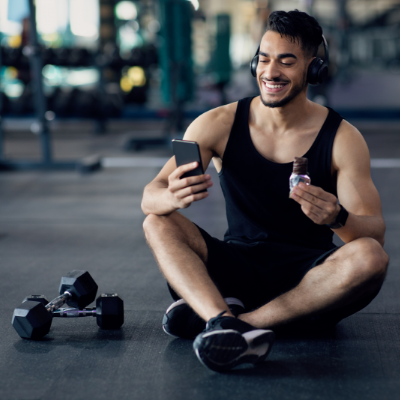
[1,0,400,170]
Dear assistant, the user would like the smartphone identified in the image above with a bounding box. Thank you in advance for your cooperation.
[172,139,205,178]
[172,139,207,193]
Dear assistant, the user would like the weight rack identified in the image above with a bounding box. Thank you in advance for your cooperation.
[0,0,101,173]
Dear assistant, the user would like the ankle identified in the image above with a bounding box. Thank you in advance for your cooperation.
[220,310,235,318]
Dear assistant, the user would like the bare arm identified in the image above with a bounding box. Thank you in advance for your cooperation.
[141,158,213,216]
[141,104,236,216]
[332,121,385,245]
[290,120,385,246]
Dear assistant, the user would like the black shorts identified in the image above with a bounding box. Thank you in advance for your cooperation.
[168,225,380,331]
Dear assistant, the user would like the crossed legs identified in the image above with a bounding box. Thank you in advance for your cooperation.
[143,212,389,329]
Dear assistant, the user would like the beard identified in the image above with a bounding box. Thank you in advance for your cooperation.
[259,73,307,108]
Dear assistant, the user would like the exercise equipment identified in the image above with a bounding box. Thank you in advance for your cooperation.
[123,0,193,151]
[250,35,329,85]
[48,87,123,119]
[12,270,98,339]
[211,14,231,105]
[53,294,124,329]
[22,295,49,306]
[0,0,103,172]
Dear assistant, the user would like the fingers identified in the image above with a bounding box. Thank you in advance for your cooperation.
[169,183,211,209]
[293,183,335,202]
[295,197,333,224]
[300,203,320,222]
[291,187,323,210]
[179,190,210,207]
[175,180,213,199]
[170,173,211,192]
[167,162,213,209]
[291,183,338,225]
[170,161,199,180]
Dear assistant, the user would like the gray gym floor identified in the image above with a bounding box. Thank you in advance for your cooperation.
[1,119,400,400]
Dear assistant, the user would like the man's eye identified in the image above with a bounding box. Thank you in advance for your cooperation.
[282,63,293,66]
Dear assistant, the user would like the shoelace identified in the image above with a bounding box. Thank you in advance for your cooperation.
[205,310,228,330]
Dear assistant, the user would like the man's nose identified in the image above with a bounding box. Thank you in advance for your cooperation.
[261,61,281,80]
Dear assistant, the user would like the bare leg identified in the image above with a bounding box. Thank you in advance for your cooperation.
[143,212,234,321]
[239,237,389,329]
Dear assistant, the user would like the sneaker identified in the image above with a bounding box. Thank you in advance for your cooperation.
[162,297,245,339]
[193,312,275,372]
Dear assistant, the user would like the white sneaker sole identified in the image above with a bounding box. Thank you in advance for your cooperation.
[193,328,275,372]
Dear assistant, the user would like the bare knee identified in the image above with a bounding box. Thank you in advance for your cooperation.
[143,213,208,261]
[342,238,389,289]
[143,213,176,243]
[143,213,160,237]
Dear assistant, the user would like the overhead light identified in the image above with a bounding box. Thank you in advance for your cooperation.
[70,0,99,38]
[120,66,146,92]
[189,0,199,11]
[116,1,137,20]
[128,66,146,86]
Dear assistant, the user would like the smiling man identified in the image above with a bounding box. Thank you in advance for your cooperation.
[141,10,388,372]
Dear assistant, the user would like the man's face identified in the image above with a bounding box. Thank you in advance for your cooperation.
[256,30,310,108]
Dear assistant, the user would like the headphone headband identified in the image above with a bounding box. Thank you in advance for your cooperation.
[321,35,329,65]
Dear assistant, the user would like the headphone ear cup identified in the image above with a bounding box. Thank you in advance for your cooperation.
[317,63,328,84]
[307,58,323,85]
[250,55,259,77]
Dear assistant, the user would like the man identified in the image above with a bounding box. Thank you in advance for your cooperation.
[142,10,388,372]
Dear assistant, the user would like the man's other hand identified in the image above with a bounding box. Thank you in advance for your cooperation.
[290,182,340,225]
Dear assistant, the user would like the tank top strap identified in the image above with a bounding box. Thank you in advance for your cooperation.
[232,96,254,136]
[306,107,343,195]
[222,96,255,166]
[309,107,343,152]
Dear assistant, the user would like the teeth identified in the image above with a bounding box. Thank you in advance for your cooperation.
[264,83,285,89]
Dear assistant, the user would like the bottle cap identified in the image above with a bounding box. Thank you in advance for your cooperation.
[293,157,308,175]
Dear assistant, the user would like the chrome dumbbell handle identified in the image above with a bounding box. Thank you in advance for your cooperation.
[45,291,72,313]
[52,307,97,318]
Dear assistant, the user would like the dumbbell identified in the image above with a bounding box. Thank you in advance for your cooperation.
[12,270,98,340]
[53,293,124,329]
[22,295,49,306]
[18,294,123,330]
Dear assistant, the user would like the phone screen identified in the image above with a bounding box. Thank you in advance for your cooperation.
[172,139,205,178]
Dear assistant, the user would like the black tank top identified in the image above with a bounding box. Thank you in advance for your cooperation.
[219,96,343,251]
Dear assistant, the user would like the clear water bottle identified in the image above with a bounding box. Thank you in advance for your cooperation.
[290,157,311,194]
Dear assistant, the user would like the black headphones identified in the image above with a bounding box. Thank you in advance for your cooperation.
[250,35,329,85]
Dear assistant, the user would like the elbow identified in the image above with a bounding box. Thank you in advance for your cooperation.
[141,202,149,216]
[374,236,385,248]
[377,234,385,248]
[141,186,150,216]
[378,220,386,247]
[141,197,152,216]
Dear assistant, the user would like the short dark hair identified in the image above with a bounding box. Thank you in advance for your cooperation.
[266,10,323,58]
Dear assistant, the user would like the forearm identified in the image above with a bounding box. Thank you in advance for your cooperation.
[334,213,386,246]
[141,182,177,216]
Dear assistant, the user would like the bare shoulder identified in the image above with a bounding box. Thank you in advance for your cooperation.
[183,102,238,156]
[188,101,237,134]
[332,119,370,171]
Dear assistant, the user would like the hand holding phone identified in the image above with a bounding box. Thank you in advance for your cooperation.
[168,139,212,209]
[172,139,205,177]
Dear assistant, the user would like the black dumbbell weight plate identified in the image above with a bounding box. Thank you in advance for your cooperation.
[22,295,49,306]
[12,302,52,340]
[59,270,98,309]
[96,294,124,329]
